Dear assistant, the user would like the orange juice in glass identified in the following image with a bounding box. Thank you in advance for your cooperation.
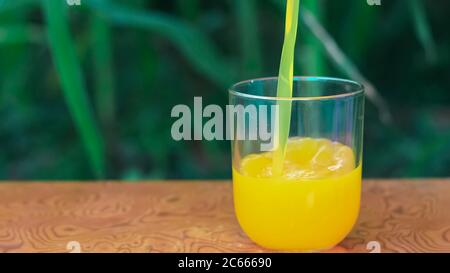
[229,77,365,251]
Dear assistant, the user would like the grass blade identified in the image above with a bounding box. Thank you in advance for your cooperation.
[408,0,437,63]
[42,0,105,178]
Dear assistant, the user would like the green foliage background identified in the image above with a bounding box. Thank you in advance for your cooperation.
[0,0,449,180]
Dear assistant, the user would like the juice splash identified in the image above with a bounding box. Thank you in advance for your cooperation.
[273,0,300,175]
[233,138,361,251]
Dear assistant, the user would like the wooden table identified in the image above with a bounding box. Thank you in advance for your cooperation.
[0,180,449,253]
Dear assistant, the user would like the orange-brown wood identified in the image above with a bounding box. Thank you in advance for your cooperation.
[0,180,449,253]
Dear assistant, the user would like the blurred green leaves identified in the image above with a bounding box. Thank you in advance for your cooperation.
[301,0,325,76]
[91,16,115,129]
[0,0,37,12]
[0,0,448,180]
[85,0,236,88]
[42,0,105,178]
[234,0,262,78]
[0,24,43,44]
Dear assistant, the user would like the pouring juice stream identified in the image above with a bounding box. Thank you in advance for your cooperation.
[273,0,300,175]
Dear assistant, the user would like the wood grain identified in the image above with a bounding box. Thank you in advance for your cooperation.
[0,180,449,253]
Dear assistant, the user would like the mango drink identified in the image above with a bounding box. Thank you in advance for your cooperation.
[233,137,361,251]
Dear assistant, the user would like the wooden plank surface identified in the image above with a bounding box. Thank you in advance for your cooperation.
[0,180,449,253]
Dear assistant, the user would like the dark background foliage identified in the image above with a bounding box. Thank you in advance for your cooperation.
[0,0,449,180]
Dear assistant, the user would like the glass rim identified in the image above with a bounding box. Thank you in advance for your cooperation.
[228,76,365,101]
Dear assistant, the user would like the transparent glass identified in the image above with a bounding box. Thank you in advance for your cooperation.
[229,77,365,251]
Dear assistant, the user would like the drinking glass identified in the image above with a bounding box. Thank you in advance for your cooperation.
[229,77,365,251]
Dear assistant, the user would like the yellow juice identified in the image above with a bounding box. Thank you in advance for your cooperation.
[233,138,361,251]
